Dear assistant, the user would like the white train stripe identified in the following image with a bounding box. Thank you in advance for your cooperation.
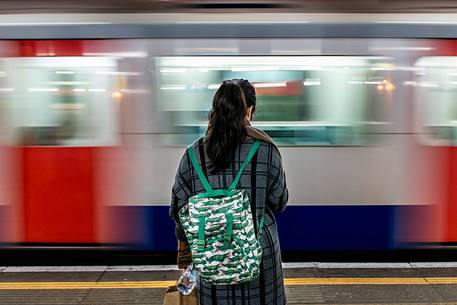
[410,262,457,268]
[282,262,316,268]
[2,263,457,272]
[3,266,108,272]
[315,263,412,269]
[0,265,180,273]
[107,265,179,272]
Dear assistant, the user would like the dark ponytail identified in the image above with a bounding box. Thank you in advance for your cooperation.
[233,79,256,119]
[205,80,247,172]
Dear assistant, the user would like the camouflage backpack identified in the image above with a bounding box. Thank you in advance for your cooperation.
[178,140,264,285]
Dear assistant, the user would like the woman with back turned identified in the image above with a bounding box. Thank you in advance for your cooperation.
[170,79,288,305]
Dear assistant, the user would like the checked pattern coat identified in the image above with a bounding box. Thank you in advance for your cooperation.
[170,132,289,305]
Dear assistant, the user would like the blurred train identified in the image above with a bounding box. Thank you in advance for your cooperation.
[0,12,457,253]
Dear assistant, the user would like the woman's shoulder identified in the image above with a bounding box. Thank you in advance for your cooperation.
[246,126,273,145]
[190,131,279,155]
[188,137,205,150]
[245,126,280,153]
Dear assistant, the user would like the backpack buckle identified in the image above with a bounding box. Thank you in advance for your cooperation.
[197,240,205,252]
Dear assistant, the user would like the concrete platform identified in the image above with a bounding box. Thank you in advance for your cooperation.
[0,263,456,304]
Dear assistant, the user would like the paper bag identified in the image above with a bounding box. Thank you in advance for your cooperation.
[163,285,198,305]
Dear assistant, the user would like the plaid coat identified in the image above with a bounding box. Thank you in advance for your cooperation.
[170,133,288,305]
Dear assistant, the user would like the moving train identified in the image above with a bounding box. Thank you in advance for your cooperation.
[0,11,456,254]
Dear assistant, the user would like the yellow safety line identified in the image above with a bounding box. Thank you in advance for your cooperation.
[0,277,456,290]
[0,281,176,290]
[285,278,429,285]
[426,277,457,284]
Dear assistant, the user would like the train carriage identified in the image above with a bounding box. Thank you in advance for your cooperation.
[0,11,456,255]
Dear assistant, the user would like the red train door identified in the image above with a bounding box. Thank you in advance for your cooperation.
[10,41,119,243]
[414,46,457,243]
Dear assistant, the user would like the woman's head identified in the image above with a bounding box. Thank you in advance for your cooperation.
[233,79,256,120]
[205,80,248,172]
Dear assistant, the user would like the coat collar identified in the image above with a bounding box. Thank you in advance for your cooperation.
[246,121,274,144]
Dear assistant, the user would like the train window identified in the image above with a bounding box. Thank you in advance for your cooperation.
[154,56,392,146]
[415,57,457,146]
[0,57,119,146]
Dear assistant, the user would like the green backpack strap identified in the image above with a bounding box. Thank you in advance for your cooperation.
[197,216,206,252]
[258,215,265,237]
[187,145,213,193]
[229,140,260,190]
[188,140,260,193]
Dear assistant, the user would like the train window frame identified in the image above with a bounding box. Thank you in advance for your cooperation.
[0,56,121,147]
[414,56,457,147]
[153,55,393,147]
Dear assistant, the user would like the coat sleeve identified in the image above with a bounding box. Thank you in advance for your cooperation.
[266,145,289,213]
[170,150,193,242]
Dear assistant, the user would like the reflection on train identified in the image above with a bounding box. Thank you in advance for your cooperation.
[157,56,392,146]
[0,18,456,253]
[3,57,118,147]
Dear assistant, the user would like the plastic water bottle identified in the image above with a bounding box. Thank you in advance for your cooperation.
[177,264,197,295]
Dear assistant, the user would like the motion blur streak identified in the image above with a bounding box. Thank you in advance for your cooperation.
[0,16,456,253]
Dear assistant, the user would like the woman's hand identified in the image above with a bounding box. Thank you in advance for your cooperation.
[177,240,193,270]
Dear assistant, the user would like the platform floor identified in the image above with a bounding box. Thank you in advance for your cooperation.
[0,263,457,304]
